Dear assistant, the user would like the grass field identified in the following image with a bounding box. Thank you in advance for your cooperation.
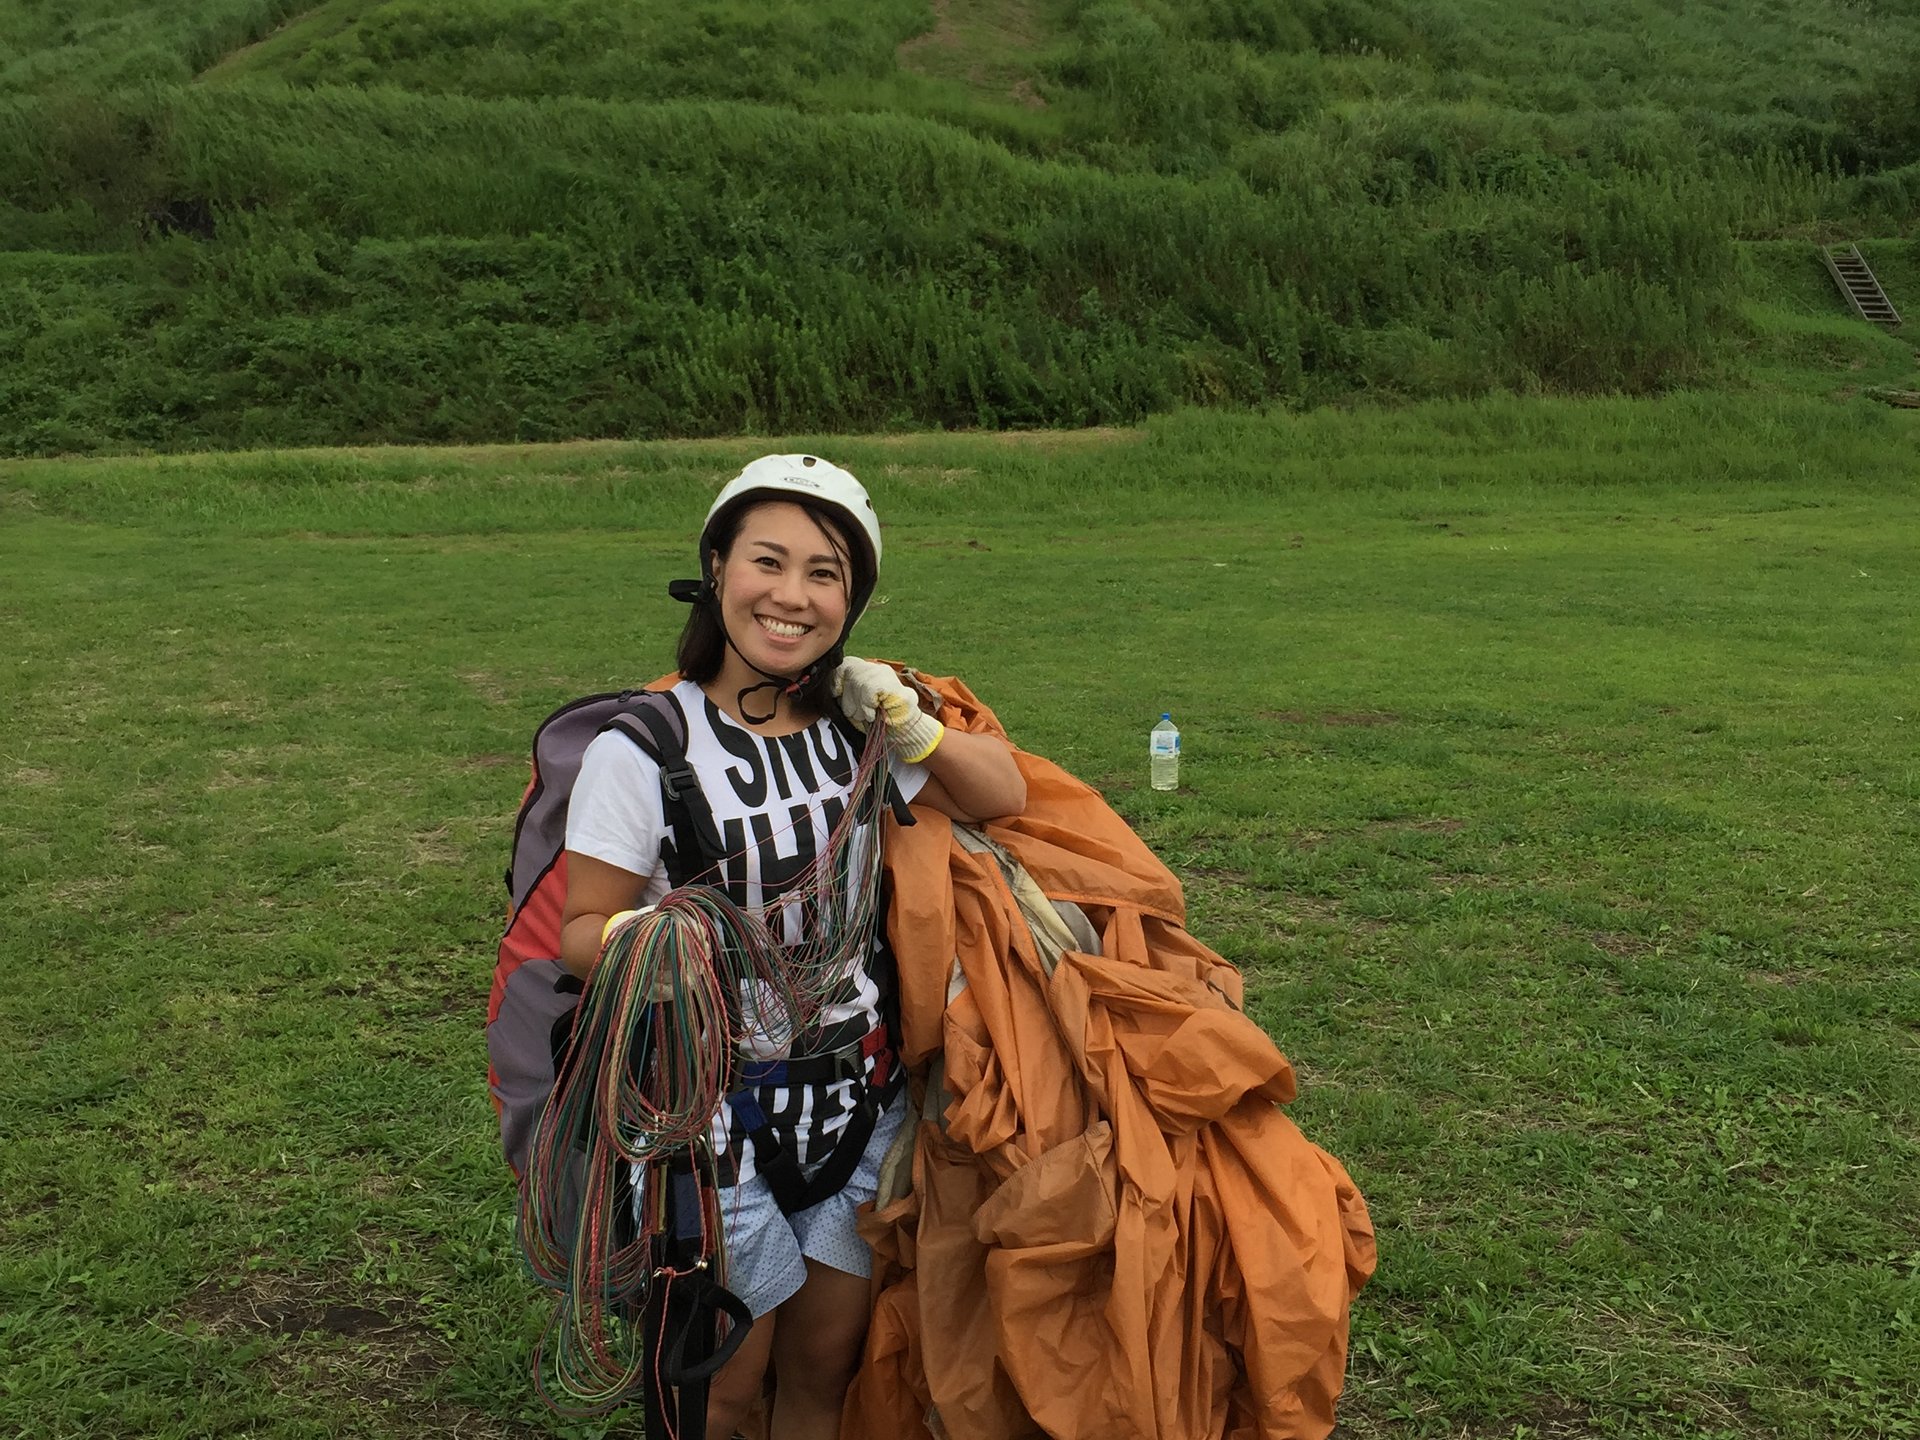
[3,394,1917,1437]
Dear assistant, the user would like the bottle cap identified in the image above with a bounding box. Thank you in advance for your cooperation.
[1161,712,1172,720]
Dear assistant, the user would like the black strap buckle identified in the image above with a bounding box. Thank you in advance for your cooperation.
[660,762,697,803]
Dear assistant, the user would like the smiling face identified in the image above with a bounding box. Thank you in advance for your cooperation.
[709,499,854,695]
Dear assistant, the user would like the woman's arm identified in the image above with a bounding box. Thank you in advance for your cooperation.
[559,851,650,980]
[913,727,1026,823]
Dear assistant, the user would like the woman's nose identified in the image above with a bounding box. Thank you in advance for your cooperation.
[771,568,807,608]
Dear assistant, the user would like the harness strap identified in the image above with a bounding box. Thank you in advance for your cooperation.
[641,1170,753,1440]
[725,1025,900,1216]
[603,700,728,888]
[736,1022,892,1089]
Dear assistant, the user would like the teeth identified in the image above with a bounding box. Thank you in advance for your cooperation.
[758,617,809,638]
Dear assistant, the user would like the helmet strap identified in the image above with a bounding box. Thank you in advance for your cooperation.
[713,608,850,728]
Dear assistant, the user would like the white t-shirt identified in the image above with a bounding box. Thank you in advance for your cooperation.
[566,679,927,1181]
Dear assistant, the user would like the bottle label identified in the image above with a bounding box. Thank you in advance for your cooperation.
[1150,735,1179,756]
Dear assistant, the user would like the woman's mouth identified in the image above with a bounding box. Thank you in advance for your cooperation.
[756,615,812,640]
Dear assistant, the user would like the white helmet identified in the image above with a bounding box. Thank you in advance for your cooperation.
[672,453,883,625]
[704,454,881,570]
[666,454,884,713]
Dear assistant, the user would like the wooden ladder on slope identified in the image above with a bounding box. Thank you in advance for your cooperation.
[1822,244,1902,329]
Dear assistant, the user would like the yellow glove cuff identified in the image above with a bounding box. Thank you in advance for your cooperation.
[601,909,641,947]
[895,713,945,765]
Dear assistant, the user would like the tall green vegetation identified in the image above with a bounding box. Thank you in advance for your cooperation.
[0,0,312,90]
[205,0,932,102]
[1,0,1916,455]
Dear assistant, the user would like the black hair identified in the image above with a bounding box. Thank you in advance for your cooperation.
[674,495,873,717]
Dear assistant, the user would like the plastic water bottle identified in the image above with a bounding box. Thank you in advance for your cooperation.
[1150,714,1180,791]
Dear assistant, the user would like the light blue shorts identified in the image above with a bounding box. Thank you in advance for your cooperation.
[641,1091,908,1320]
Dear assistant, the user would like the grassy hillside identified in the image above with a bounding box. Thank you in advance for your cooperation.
[2,0,1918,454]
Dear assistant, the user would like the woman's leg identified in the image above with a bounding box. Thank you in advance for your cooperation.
[696,1166,807,1438]
[704,1309,777,1440]
[767,1258,874,1440]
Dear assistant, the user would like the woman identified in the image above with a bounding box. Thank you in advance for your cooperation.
[557,454,1026,1440]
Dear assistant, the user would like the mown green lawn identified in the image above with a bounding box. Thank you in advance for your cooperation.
[3,395,1917,1438]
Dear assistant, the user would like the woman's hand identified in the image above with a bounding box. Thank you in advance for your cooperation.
[832,657,946,762]
[600,906,679,1000]
[834,657,1027,822]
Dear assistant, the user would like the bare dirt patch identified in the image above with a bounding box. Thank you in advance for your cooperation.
[408,824,462,866]
[201,694,265,722]
[459,670,512,705]
[175,1270,429,1349]
[458,752,521,771]
[11,765,56,785]
[1367,816,1464,835]
[1186,864,1251,885]
[209,763,270,790]
[48,875,124,907]
[172,1269,534,1436]
[1587,931,1647,958]
[1282,894,1374,927]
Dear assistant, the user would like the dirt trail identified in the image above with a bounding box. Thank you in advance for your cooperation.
[896,0,1048,108]
[195,2,334,82]
[898,0,958,64]
[11,427,1143,471]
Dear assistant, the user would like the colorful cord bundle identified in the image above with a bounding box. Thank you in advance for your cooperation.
[517,720,896,1413]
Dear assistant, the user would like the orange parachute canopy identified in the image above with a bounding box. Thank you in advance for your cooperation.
[845,671,1376,1440]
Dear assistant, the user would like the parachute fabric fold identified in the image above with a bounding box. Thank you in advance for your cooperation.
[846,671,1376,1440]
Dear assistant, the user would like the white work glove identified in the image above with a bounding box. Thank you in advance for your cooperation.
[831,657,945,764]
